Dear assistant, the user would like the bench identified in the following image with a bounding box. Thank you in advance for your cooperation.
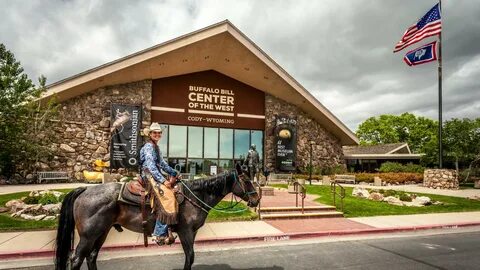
[268,173,293,183]
[37,171,69,184]
[334,174,356,184]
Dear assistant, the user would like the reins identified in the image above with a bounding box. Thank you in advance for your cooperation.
[178,171,255,214]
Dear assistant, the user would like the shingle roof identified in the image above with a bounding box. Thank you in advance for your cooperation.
[343,143,408,155]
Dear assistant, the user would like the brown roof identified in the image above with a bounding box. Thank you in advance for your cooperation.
[343,143,408,155]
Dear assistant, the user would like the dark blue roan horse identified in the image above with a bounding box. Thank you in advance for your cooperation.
[55,163,259,270]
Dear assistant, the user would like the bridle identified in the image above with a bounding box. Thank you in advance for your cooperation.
[178,171,259,214]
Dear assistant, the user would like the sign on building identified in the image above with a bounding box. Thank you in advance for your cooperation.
[110,104,143,169]
[274,116,297,172]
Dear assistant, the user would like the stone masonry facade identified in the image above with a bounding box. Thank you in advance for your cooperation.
[37,80,151,181]
[423,169,459,189]
[264,94,344,173]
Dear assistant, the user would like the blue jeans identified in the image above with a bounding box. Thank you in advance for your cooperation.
[152,220,168,237]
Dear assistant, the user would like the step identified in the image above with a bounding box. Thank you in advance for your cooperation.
[260,211,344,220]
[259,206,336,212]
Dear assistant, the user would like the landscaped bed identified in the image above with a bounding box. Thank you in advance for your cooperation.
[271,184,480,218]
[0,189,256,231]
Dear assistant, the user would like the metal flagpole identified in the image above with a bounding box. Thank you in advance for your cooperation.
[438,0,443,168]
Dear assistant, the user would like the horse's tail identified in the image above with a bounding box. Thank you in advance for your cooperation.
[55,187,87,270]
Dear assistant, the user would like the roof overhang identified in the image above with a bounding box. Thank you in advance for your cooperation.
[43,20,358,145]
[344,154,423,160]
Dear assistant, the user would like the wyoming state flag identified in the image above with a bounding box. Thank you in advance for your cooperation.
[403,41,438,66]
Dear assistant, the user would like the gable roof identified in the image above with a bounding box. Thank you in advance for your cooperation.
[43,20,358,145]
[343,143,422,160]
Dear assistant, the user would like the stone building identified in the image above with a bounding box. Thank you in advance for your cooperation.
[40,21,358,180]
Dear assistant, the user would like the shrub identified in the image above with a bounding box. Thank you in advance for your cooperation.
[38,193,58,205]
[355,173,375,183]
[383,189,397,197]
[58,193,66,202]
[378,162,424,173]
[23,196,40,204]
[399,193,412,202]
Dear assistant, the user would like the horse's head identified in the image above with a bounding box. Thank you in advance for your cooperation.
[231,163,260,207]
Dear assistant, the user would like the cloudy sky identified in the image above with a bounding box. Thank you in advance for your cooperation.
[1,0,479,132]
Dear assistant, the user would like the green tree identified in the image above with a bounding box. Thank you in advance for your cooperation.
[0,43,57,180]
[356,113,437,153]
[443,118,480,171]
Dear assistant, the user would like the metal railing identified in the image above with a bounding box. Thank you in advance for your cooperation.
[289,181,306,214]
[330,181,346,212]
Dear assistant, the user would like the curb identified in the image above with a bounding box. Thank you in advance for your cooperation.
[2,221,480,260]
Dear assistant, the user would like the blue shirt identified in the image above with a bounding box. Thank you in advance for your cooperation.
[139,142,177,183]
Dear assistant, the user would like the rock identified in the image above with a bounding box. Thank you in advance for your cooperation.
[43,216,56,221]
[6,199,26,212]
[33,214,46,221]
[383,196,404,206]
[60,144,75,153]
[0,207,9,213]
[67,159,76,167]
[42,203,61,214]
[20,214,35,220]
[99,118,110,128]
[412,196,431,206]
[95,146,108,154]
[368,192,384,202]
[86,131,95,139]
[74,164,82,172]
[29,190,40,197]
[77,155,85,162]
[352,187,370,198]
[26,174,35,180]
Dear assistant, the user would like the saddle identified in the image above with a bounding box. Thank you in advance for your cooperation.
[118,178,184,206]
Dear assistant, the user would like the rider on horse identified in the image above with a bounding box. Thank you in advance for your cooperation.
[140,122,178,245]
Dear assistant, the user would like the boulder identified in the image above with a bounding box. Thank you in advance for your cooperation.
[412,196,431,206]
[42,203,62,214]
[0,207,9,213]
[368,192,384,202]
[383,196,404,206]
[43,216,56,221]
[33,214,47,221]
[20,214,35,220]
[6,199,26,212]
[352,187,370,198]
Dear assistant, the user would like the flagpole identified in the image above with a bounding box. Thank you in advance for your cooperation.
[438,0,443,169]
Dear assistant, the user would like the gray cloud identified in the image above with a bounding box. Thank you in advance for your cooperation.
[1,0,479,132]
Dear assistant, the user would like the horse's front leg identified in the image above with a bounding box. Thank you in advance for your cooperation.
[178,227,197,270]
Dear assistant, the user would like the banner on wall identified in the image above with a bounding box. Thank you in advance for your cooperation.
[110,104,143,169]
[274,115,297,172]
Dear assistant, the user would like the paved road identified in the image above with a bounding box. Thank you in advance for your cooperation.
[17,231,480,270]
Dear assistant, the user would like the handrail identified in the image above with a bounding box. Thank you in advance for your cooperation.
[292,181,306,214]
[330,181,346,212]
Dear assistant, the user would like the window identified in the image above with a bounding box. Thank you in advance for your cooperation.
[204,128,218,158]
[158,124,169,156]
[169,125,187,157]
[234,129,250,159]
[187,159,203,174]
[219,129,233,159]
[251,130,263,164]
[188,126,203,158]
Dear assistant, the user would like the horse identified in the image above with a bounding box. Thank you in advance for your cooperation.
[55,163,260,270]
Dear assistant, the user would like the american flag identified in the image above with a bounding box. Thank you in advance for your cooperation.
[394,3,442,53]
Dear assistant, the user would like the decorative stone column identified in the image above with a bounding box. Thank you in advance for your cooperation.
[423,169,459,189]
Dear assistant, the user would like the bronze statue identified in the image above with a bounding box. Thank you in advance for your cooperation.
[244,144,260,182]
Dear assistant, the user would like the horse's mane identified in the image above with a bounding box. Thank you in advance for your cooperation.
[183,172,233,194]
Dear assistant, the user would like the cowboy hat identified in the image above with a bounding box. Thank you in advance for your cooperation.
[143,122,163,136]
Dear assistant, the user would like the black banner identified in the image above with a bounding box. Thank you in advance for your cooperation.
[110,104,142,169]
[274,116,297,172]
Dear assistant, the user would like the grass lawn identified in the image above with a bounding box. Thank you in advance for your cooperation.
[272,184,480,218]
[0,189,256,231]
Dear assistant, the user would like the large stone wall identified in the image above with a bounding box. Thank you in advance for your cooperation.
[264,94,344,172]
[423,169,459,189]
[37,80,152,180]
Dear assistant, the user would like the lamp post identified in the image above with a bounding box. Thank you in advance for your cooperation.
[309,141,315,185]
